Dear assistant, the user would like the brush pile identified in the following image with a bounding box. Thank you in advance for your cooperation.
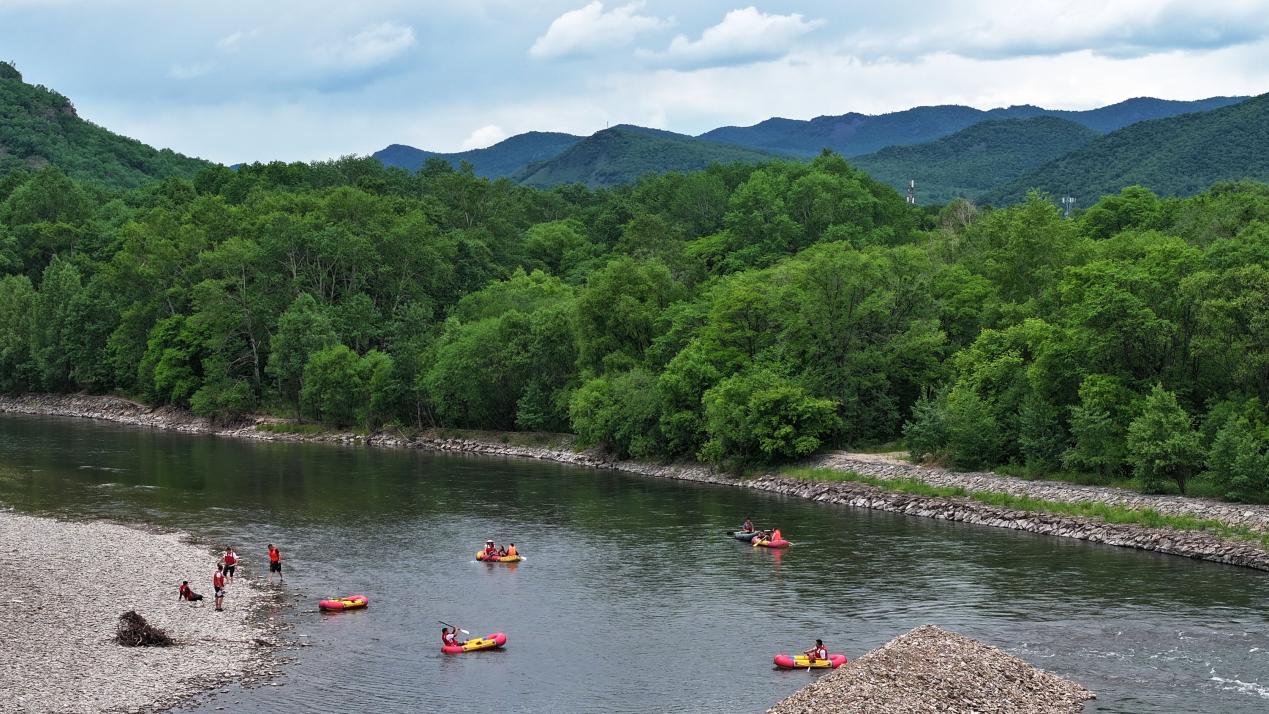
[115,610,173,647]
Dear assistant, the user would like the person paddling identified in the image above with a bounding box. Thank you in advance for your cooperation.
[267,544,283,583]
[178,580,203,604]
[222,546,238,583]
[482,540,498,560]
[442,626,464,648]
[213,564,227,611]
[804,639,828,663]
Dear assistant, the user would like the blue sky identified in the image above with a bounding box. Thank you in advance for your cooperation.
[2,0,1268,163]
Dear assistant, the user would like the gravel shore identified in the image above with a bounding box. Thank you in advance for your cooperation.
[0,510,275,714]
[767,625,1094,714]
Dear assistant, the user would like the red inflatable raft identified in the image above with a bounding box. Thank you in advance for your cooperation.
[442,632,507,654]
[318,594,368,611]
[753,538,791,549]
[773,653,847,669]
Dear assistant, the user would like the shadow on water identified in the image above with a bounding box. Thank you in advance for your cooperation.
[2,413,1268,713]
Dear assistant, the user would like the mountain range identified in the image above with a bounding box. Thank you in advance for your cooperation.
[1,60,1266,205]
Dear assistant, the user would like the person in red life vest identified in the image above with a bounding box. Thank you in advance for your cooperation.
[770,527,783,542]
[742,517,754,533]
[178,580,203,603]
[442,626,464,648]
[482,540,498,560]
[267,544,283,583]
[213,564,227,611]
[222,546,238,583]
[803,639,828,663]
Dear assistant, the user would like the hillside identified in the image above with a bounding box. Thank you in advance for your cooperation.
[0,62,211,188]
[511,125,771,188]
[699,96,1246,158]
[851,117,1099,204]
[372,131,582,178]
[983,93,1269,204]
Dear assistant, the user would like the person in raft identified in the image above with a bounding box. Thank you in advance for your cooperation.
[770,527,783,542]
[803,639,829,663]
[178,580,203,603]
[483,540,499,559]
[267,544,283,582]
[442,626,465,648]
[213,564,227,611]
[506,543,518,558]
[222,546,238,583]
[742,517,754,532]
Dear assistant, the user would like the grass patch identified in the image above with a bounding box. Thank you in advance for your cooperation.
[429,428,576,450]
[780,466,1269,548]
[255,422,331,436]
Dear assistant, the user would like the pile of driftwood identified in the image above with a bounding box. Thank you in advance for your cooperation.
[115,610,173,647]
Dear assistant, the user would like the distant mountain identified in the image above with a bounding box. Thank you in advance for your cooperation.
[698,97,1248,158]
[982,94,1269,204]
[372,131,583,178]
[851,117,1100,204]
[0,62,211,188]
[511,125,772,188]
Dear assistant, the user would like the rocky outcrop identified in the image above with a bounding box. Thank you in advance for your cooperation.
[767,625,1094,714]
[4,393,1269,572]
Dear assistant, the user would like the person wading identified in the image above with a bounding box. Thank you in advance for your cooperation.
[267,544,283,583]
[222,546,238,583]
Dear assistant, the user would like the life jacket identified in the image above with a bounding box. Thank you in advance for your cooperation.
[484,546,497,557]
[213,572,225,588]
[179,584,192,599]
[815,645,828,660]
[224,551,237,565]
[443,632,458,646]
[269,548,280,563]
[772,529,783,541]
[506,546,517,557]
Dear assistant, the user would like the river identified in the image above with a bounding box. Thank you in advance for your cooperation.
[1,413,1267,713]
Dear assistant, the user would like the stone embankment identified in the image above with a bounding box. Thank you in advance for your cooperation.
[0,510,278,714]
[5,393,1269,572]
[767,625,1094,714]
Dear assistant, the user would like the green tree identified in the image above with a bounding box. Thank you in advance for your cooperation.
[266,293,338,412]
[699,370,839,465]
[1205,416,1269,502]
[1126,385,1204,493]
[300,344,367,427]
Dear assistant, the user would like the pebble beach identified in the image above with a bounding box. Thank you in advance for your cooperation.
[0,510,275,714]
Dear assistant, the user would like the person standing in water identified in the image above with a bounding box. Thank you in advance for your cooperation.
[212,564,227,611]
[222,546,238,583]
[267,544,283,583]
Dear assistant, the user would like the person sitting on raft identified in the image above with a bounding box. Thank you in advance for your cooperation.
[742,517,754,532]
[442,626,464,648]
[178,580,203,603]
[505,543,518,558]
[770,527,783,542]
[804,639,828,662]
[483,540,499,559]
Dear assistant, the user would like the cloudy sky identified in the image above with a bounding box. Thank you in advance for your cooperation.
[3,0,1267,163]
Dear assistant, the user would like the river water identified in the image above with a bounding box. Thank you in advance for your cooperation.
[1,413,1267,713]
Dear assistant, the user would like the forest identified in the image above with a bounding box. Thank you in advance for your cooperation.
[0,152,1266,501]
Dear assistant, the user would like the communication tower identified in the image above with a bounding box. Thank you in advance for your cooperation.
[1060,196,1076,219]
[906,179,916,205]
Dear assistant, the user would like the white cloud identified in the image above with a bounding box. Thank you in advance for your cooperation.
[641,7,823,68]
[325,22,416,69]
[530,1,670,59]
[460,124,508,150]
[216,28,260,53]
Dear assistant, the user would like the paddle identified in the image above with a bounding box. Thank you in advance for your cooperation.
[438,620,471,636]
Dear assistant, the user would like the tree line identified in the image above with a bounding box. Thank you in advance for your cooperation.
[0,153,1266,501]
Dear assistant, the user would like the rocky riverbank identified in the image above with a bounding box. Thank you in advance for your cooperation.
[4,393,1269,572]
[767,625,1094,714]
[0,510,278,714]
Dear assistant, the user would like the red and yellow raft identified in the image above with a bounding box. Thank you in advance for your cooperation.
[773,653,847,669]
[476,551,523,563]
[753,538,791,549]
[318,594,368,611]
[442,632,508,654]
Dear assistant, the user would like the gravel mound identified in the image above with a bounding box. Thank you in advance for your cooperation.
[0,510,272,714]
[767,625,1094,714]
